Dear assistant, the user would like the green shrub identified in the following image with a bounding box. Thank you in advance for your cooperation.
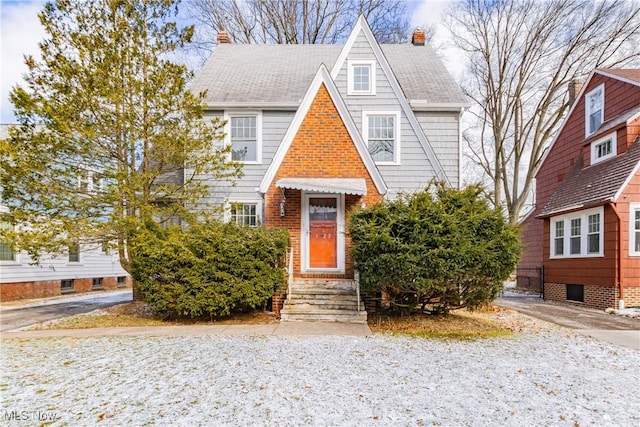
[131,221,289,319]
[349,182,520,314]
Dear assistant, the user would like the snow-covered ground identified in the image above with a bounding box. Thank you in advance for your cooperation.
[2,317,639,426]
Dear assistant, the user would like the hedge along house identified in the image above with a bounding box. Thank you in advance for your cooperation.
[189,17,467,321]
[517,69,640,310]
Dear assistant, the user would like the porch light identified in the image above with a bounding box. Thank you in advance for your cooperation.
[280,189,286,217]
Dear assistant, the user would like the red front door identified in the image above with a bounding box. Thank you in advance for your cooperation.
[308,197,337,269]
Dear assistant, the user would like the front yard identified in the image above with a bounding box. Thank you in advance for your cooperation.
[2,308,639,426]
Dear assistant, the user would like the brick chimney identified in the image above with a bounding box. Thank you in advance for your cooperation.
[217,29,231,44]
[412,28,426,46]
[568,78,583,106]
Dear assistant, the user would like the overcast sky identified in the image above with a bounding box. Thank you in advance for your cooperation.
[0,0,454,124]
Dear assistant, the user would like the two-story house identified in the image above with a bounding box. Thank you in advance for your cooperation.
[189,17,467,321]
[518,68,640,310]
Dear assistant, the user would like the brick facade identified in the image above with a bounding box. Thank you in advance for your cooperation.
[544,282,640,309]
[263,83,383,279]
[0,276,132,302]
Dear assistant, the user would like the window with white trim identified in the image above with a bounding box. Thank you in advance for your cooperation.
[348,60,376,95]
[363,111,401,164]
[570,218,581,255]
[230,202,260,227]
[68,242,80,263]
[553,220,564,256]
[226,112,262,163]
[590,132,616,164]
[585,84,604,136]
[587,213,600,254]
[550,207,604,258]
[0,220,15,262]
[78,169,103,194]
[630,203,640,256]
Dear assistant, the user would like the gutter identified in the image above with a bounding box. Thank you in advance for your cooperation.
[609,201,625,309]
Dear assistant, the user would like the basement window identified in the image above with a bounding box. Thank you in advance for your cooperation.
[61,279,75,293]
[92,277,103,290]
[566,284,584,302]
[117,276,127,288]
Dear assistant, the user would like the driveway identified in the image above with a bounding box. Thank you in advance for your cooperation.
[496,296,640,350]
[0,289,132,332]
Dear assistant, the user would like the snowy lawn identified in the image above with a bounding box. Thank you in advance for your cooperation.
[2,325,639,426]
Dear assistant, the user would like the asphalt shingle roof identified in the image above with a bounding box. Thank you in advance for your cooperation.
[540,136,640,217]
[190,43,467,107]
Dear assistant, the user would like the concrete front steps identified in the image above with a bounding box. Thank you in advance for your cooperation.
[280,279,367,324]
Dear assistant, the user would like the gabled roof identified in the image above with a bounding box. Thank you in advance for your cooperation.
[329,15,451,183]
[258,65,387,195]
[189,33,467,110]
[539,136,640,217]
[535,68,640,178]
[597,68,640,85]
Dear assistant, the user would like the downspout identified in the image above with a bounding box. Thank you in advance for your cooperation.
[609,201,624,309]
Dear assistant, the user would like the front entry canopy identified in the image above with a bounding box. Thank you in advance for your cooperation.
[276,178,367,195]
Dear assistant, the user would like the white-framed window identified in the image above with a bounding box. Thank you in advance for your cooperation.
[347,60,376,95]
[362,111,401,164]
[78,169,103,194]
[590,131,616,164]
[228,201,261,227]
[585,84,604,137]
[0,220,15,262]
[68,242,80,263]
[553,220,564,256]
[630,203,640,256]
[225,112,262,164]
[550,206,604,258]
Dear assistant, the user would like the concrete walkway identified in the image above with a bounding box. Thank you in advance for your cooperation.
[1,321,372,339]
[497,296,640,351]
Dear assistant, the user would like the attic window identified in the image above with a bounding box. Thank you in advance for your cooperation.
[585,84,604,137]
[590,131,616,164]
[348,60,376,95]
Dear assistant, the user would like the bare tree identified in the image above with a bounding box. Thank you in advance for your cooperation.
[184,0,411,55]
[445,0,640,224]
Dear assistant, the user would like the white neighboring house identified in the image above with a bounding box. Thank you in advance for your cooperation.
[0,125,130,301]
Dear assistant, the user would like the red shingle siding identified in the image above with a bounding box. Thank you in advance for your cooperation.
[619,171,640,286]
[263,83,383,278]
[542,205,617,286]
[519,72,640,289]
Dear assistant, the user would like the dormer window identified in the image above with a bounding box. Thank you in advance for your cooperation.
[585,84,604,136]
[590,131,616,164]
[348,60,376,95]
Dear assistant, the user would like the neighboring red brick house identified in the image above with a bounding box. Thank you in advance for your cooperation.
[518,68,640,309]
[189,17,467,321]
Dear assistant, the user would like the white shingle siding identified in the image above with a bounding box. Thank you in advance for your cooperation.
[191,21,467,206]
[0,244,127,284]
[198,110,295,210]
[415,112,461,188]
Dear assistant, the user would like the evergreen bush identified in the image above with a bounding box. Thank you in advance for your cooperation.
[131,221,289,319]
[349,182,520,314]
